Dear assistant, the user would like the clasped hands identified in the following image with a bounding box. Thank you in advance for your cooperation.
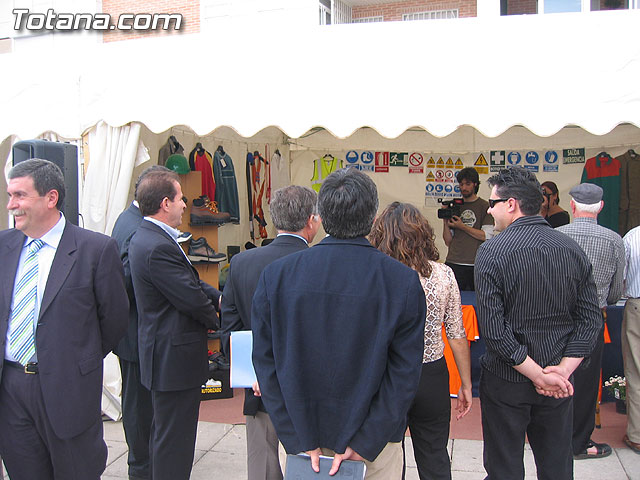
[304,446,364,476]
[533,365,573,399]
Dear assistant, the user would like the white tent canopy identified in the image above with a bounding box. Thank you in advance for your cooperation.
[1,9,639,143]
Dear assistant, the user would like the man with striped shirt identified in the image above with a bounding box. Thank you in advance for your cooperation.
[557,183,625,460]
[622,225,640,454]
[475,167,601,480]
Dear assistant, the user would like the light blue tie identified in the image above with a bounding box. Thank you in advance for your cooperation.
[8,239,45,365]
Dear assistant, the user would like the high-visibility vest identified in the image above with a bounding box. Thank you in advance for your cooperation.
[311,156,343,192]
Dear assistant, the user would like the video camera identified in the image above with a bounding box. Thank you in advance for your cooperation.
[437,198,464,219]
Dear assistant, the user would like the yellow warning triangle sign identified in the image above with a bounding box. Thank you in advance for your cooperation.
[455,158,464,166]
[437,157,445,167]
[426,171,435,182]
[446,157,454,167]
[475,153,488,166]
[427,157,436,168]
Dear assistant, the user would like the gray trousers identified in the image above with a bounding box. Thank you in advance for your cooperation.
[246,411,283,480]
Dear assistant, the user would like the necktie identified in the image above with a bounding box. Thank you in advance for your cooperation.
[8,239,45,365]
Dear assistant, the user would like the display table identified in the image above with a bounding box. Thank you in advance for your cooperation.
[447,291,625,400]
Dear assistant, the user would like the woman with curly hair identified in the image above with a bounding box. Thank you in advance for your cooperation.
[370,202,472,480]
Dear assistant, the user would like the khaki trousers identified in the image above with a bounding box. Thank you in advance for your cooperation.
[622,298,640,443]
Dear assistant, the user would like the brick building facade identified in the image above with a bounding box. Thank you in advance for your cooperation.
[352,0,477,20]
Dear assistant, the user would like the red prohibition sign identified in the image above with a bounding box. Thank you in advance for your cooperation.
[409,152,424,166]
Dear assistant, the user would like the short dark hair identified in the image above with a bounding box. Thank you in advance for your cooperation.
[487,167,543,216]
[269,185,318,232]
[134,165,172,201]
[8,158,66,209]
[318,168,378,239]
[136,170,180,216]
[456,167,480,194]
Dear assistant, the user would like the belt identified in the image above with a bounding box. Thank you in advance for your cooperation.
[4,360,38,374]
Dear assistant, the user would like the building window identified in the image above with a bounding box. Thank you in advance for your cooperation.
[319,0,331,25]
[352,16,383,23]
[402,10,459,21]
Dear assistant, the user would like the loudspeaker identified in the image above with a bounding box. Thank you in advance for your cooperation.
[12,140,79,225]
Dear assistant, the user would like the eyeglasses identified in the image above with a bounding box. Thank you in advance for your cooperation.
[488,198,509,208]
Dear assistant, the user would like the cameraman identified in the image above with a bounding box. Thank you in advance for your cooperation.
[442,167,494,291]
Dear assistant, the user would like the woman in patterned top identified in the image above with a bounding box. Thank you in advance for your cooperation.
[370,202,472,480]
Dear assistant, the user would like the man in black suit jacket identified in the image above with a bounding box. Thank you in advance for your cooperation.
[0,159,128,480]
[129,170,220,480]
[252,169,425,479]
[221,185,320,480]
[111,165,170,480]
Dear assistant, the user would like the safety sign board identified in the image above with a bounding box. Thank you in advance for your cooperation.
[474,154,488,174]
[409,152,424,174]
[506,151,521,168]
[543,150,559,172]
[427,156,436,168]
[426,170,436,182]
[524,151,539,172]
[375,152,389,172]
[346,150,359,164]
[563,148,585,164]
[436,157,445,168]
[446,157,455,168]
[390,152,408,167]
[360,151,374,164]
[491,151,506,172]
[455,158,464,169]
[435,169,445,182]
[445,169,455,182]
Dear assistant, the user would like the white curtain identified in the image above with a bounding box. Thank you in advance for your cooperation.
[81,121,149,235]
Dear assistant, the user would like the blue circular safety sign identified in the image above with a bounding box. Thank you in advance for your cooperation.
[507,152,521,165]
[525,151,539,164]
[360,151,373,164]
[435,184,444,193]
[445,184,453,193]
[426,183,434,192]
[545,151,558,164]
[454,185,461,193]
[346,150,359,164]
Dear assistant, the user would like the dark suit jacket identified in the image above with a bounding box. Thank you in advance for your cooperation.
[0,222,129,439]
[252,236,426,461]
[111,202,143,362]
[220,234,308,415]
[129,220,218,391]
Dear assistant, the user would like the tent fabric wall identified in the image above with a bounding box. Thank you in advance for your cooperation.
[0,10,639,144]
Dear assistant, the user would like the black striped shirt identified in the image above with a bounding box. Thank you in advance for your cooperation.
[474,215,601,383]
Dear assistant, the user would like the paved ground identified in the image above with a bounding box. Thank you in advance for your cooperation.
[93,419,640,480]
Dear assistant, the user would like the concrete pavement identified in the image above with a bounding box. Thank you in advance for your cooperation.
[96,419,640,480]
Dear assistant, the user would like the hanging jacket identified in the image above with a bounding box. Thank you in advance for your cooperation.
[213,150,240,223]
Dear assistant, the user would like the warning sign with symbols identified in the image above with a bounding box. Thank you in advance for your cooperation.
[446,157,455,169]
[490,151,506,172]
[445,169,455,182]
[426,170,436,182]
[408,152,424,174]
[375,152,389,173]
[455,158,464,169]
[436,157,445,168]
[427,156,436,168]
[474,153,489,174]
[390,152,408,167]
[435,169,446,182]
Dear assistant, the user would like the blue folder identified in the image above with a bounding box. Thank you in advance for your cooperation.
[230,330,257,388]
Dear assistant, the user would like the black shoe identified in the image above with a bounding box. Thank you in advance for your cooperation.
[188,237,226,263]
[574,439,612,459]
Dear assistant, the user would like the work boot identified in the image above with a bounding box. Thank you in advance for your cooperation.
[188,237,226,263]
[190,197,231,225]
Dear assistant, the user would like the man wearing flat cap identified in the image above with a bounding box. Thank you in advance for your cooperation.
[558,182,625,459]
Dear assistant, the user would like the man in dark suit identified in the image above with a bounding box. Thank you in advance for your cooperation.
[252,168,426,480]
[221,185,320,480]
[111,165,170,480]
[0,158,128,480]
[129,169,220,480]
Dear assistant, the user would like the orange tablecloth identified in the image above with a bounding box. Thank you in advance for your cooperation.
[443,304,479,396]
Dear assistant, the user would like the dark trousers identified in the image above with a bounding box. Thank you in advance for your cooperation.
[150,387,201,480]
[445,263,475,291]
[480,368,573,480]
[119,358,153,479]
[0,365,107,480]
[407,358,452,480]
[572,323,605,454]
